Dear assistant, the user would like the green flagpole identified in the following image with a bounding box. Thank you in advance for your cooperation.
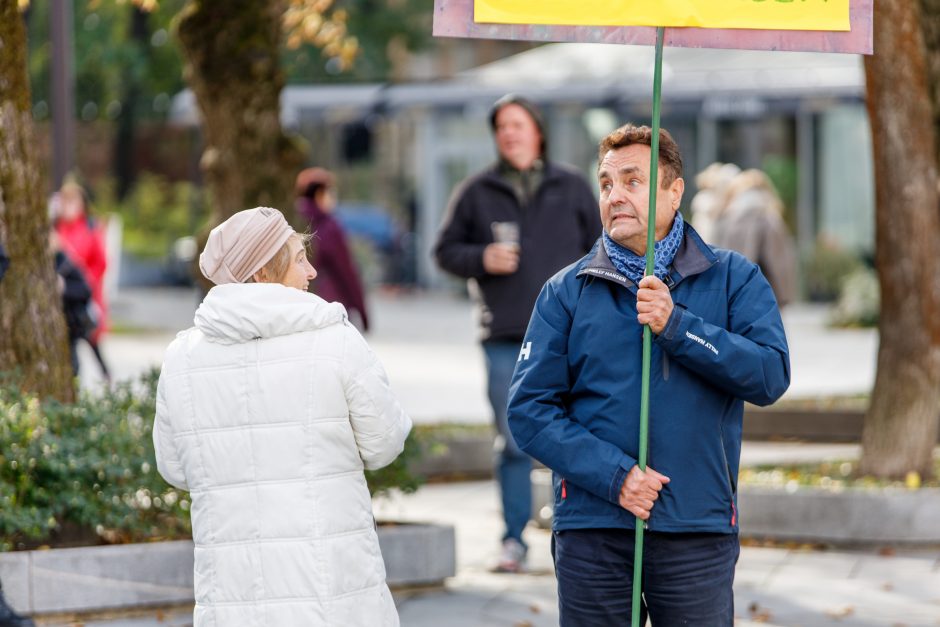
[631,25,665,627]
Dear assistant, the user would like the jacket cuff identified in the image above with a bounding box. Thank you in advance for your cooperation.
[608,458,636,504]
[659,303,686,342]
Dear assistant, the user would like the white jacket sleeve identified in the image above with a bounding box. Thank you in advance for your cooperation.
[153,370,189,491]
[341,325,413,470]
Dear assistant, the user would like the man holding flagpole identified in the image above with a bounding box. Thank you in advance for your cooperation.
[507,123,790,625]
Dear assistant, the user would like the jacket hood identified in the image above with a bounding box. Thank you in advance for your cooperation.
[195,282,347,344]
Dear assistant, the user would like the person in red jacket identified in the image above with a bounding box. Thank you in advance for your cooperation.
[295,168,370,332]
[53,181,110,379]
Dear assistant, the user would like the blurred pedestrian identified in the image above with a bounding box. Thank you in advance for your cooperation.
[50,232,95,376]
[689,161,740,243]
[508,124,790,625]
[154,207,410,626]
[52,181,111,378]
[295,167,370,331]
[0,243,37,627]
[712,169,798,307]
[433,94,601,573]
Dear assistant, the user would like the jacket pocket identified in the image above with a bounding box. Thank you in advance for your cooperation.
[718,431,736,527]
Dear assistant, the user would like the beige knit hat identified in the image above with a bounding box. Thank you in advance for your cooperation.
[199,207,294,285]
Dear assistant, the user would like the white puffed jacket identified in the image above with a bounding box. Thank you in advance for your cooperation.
[153,282,411,626]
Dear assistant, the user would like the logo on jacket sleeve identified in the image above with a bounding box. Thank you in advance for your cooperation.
[518,341,532,362]
[685,330,719,355]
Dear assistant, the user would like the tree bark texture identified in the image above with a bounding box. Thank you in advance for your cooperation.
[860,0,940,479]
[176,0,304,229]
[0,0,75,402]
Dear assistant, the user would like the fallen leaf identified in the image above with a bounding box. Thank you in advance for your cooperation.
[879,547,896,557]
[748,601,773,623]
[514,621,533,627]
[825,606,855,619]
[529,604,541,614]
[882,582,895,591]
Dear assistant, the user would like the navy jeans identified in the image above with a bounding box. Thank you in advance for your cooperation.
[553,528,739,626]
[483,341,532,548]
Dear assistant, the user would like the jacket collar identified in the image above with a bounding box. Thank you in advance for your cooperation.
[577,223,718,290]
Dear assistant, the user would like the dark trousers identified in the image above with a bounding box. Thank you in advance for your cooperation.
[553,528,739,626]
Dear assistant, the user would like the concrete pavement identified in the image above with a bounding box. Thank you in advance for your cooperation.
[35,478,940,626]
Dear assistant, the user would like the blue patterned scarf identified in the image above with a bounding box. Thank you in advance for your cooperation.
[602,212,685,284]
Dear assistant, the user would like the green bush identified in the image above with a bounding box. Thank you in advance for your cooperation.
[0,369,424,551]
[365,431,425,499]
[802,237,865,302]
[829,267,880,328]
[95,174,210,260]
[0,370,190,551]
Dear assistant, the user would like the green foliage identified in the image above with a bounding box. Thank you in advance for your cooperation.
[283,0,431,82]
[829,267,880,328]
[365,430,425,499]
[95,173,209,259]
[0,369,191,552]
[802,237,864,302]
[761,155,798,231]
[26,0,187,122]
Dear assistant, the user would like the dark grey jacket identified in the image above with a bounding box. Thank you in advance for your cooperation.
[434,162,600,342]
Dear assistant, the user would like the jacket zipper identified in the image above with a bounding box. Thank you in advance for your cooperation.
[718,428,736,527]
[561,478,567,499]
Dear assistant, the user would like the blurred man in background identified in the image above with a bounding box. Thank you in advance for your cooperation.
[434,94,600,573]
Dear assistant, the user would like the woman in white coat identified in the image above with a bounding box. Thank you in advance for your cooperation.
[153,207,411,626]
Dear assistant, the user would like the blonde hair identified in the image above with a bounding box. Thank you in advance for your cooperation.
[248,232,312,284]
[724,169,785,216]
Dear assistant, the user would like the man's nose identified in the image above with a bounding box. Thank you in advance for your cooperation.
[608,183,628,205]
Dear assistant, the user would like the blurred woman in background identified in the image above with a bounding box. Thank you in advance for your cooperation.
[712,169,798,307]
[52,180,110,379]
[295,167,370,332]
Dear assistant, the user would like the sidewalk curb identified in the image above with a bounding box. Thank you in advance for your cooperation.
[0,524,456,616]
[739,486,940,544]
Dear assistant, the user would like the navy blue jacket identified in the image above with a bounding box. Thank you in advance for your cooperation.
[507,226,790,534]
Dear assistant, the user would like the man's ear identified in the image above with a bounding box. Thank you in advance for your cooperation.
[670,177,685,209]
[251,269,267,284]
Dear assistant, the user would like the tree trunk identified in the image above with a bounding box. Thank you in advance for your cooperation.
[860,0,940,480]
[0,0,75,402]
[176,0,304,230]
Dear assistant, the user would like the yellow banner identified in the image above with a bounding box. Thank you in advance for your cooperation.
[474,0,850,32]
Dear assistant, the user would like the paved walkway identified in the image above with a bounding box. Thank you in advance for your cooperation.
[36,477,940,626]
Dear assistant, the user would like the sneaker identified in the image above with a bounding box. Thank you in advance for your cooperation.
[494,538,527,573]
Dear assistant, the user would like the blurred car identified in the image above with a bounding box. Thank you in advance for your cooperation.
[334,203,400,254]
